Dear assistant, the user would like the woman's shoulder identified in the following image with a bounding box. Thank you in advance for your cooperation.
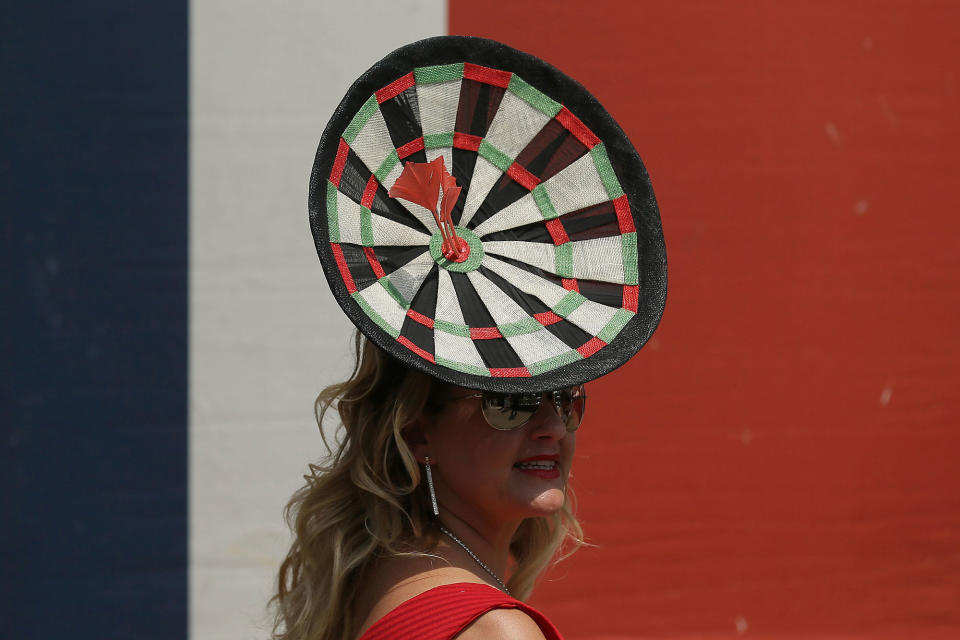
[353,556,490,636]
[458,606,549,640]
[357,580,561,640]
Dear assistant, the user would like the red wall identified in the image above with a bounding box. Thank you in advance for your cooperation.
[451,2,960,637]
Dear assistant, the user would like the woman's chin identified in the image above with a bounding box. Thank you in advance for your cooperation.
[523,487,567,516]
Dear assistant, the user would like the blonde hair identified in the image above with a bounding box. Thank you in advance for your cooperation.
[270,333,583,640]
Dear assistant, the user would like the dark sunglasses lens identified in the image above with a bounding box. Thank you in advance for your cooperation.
[554,386,586,431]
[481,393,541,430]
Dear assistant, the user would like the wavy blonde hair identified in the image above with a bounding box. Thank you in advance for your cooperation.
[270,332,584,640]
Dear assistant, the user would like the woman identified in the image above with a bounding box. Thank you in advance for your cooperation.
[272,334,583,639]
[272,35,666,639]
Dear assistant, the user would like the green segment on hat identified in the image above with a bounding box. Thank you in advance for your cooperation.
[375,150,399,183]
[424,132,455,149]
[343,94,379,144]
[497,317,543,338]
[552,290,587,317]
[379,277,409,309]
[598,308,635,344]
[532,184,558,220]
[436,355,491,376]
[477,140,513,172]
[326,181,339,242]
[621,232,639,286]
[360,207,374,246]
[554,243,573,279]
[528,350,583,376]
[508,75,561,118]
[351,292,400,339]
[434,319,471,337]
[415,63,465,85]
[591,143,624,199]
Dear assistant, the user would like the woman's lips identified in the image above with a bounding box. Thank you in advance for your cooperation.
[514,454,561,479]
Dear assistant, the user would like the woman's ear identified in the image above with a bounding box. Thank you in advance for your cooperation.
[401,422,430,463]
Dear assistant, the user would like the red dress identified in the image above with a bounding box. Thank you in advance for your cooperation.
[358,582,564,640]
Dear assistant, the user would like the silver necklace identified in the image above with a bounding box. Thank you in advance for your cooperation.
[439,525,511,596]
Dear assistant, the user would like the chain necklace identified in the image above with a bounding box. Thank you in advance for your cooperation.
[439,525,511,596]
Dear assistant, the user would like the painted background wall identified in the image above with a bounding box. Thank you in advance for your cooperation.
[6,1,958,639]
[189,2,445,638]
[449,1,960,637]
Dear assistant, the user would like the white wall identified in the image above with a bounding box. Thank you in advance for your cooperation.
[189,2,446,637]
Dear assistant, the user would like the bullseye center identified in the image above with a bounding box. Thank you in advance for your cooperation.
[429,226,483,273]
[442,237,471,262]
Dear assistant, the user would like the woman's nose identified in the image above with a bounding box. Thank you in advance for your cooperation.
[528,396,567,439]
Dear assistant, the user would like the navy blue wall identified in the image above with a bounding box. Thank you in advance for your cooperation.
[2,3,188,637]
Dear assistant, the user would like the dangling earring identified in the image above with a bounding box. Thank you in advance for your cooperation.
[424,456,439,517]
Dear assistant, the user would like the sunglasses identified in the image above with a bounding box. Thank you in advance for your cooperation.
[454,385,587,432]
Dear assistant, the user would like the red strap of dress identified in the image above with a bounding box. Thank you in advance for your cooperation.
[359,582,564,640]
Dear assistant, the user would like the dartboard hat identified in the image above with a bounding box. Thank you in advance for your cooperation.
[309,36,666,393]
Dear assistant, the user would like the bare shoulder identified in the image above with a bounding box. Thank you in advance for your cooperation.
[353,555,486,637]
[457,607,548,640]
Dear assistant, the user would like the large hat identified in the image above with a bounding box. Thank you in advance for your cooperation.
[309,36,666,392]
